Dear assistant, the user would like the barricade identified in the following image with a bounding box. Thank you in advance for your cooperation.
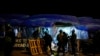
[29,39,38,55]
[37,39,44,54]
[28,38,45,55]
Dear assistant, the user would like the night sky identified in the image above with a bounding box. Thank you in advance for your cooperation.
[0,2,100,19]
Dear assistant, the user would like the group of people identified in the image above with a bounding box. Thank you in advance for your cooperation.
[42,29,77,56]
[3,25,77,56]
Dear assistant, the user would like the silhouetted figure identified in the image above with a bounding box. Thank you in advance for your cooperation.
[70,30,77,55]
[57,30,66,56]
[93,31,100,56]
[32,29,40,39]
[63,32,68,52]
[0,25,5,50]
[43,32,52,54]
[4,24,15,56]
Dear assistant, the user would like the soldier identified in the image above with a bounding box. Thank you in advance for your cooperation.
[4,24,15,56]
[43,32,52,54]
[70,30,77,56]
[57,30,66,56]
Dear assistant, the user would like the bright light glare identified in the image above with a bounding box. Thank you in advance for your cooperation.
[44,26,88,43]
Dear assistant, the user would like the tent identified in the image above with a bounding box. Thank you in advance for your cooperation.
[0,14,99,30]
[77,17,100,30]
[21,14,79,27]
[5,19,23,26]
[0,14,99,35]
[78,17,95,26]
[61,15,79,25]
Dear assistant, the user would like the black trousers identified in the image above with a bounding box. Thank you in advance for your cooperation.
[4,43,14,56]
[57,43,66,53]
[71,43,77,55]
[44,43,52,53]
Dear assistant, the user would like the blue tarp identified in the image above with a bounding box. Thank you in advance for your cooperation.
[62,15,79,23]
[5,19,23,26]
[22,19,53,27]
[29,14,79,25]
[78,17,95,25]
[75,25,88,31]
[0,14,100,30]
[28,14,66,20]
[94,19,100,24]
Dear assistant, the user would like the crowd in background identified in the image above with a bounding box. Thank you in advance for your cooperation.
[0,24,100,56]
[31,28,77,56]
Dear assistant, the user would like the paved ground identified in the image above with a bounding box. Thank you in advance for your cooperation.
[11,49,99,56]
[0,48,100,56]
[12,50,100,56]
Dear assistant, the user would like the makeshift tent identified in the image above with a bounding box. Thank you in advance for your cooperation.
[21,14,79,27]
[25,14,89,38]
[90,19,100,30]
[28,14,67,20]
[0,14,100,39]
[61,15,79,25]
[23,20,52,27]
[77,17,100,30]
[94,19,100,24]
[78,17,95,25]
[5,19,23,26]
[54,22,73,27]
[75,25,88,31]
[32,14,79,24]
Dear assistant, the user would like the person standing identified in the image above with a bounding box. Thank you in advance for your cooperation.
[4,24,16,56]
[70,30,77,56]
[63,32,68,53]
[57,30,66,56]
[43,32,52,54]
